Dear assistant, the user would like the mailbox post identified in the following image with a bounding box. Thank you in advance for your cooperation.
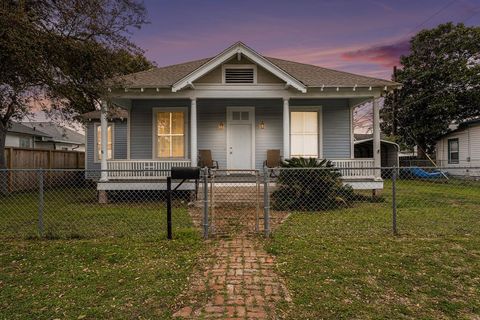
[167,167,200,240]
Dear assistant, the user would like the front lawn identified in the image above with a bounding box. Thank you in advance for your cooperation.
[267,179,480,319]
[0,188,192,239]
[0,236,203,319]
[0,187,204,319]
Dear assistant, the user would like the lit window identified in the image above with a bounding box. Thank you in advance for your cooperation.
[96,124,113,160]
[448,138,459,164]
[156,111,185,158]
[290,111,318,158]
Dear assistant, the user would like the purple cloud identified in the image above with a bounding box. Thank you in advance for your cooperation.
[341,39,411,67]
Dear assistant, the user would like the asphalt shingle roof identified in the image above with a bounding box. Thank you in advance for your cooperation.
[8,123,51,137]
[114,53,397,89]
[21,122,85,145]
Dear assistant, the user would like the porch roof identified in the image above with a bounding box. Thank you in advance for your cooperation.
[111,42,400,90]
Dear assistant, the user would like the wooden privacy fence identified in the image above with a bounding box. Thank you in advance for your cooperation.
[3,147,85,192]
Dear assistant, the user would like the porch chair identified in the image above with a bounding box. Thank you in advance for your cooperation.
[198,149,219,169]
[263,149,282,177]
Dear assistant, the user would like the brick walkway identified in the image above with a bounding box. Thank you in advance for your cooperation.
[173,236,291,319]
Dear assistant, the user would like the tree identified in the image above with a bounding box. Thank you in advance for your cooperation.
[381,23,480,157]
[0,0,153,168]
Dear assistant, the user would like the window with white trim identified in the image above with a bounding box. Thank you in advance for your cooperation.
[96,124,113,161]
[156,111,186,158]
[290,111,318,158]
[448,138,459,164]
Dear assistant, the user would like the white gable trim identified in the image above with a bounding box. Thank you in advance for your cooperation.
[172,42,307,93]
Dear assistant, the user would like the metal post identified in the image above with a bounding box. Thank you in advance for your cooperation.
[37,169,44,237]
[203,167,209,239]
[167,176,172,240]
[263,167,270,237]
[392,167,398,235]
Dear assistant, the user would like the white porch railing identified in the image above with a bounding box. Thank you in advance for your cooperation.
[104,159,375,180]
[331,159,375,179]
[107,160,191,180]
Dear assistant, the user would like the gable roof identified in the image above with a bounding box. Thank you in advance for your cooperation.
[114,42,400,91]
[21,122,85,145]
[436,118,480,140]
[172,42,307,92]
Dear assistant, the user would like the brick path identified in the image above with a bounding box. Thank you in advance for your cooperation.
[173,236,291,319]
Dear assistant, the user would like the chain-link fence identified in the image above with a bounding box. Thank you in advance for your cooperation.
[1,167,479,240]
[0,169,195,240]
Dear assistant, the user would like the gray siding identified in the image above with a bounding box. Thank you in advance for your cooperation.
[255,104,283,169]
[197,101,227,168]
[130,99,190,159]
[323,104,351,158]
[197,99,283,169]
[114,121,128,159]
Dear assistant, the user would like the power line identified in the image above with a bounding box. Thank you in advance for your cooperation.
[406,0,458,36]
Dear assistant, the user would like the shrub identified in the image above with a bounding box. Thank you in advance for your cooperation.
[271,158,354,211]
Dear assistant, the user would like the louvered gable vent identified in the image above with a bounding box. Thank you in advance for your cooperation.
[225,68,254,83]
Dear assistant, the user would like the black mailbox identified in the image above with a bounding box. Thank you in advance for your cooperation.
[171,167,200,180]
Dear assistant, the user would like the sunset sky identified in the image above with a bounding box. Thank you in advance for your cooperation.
[132,0,480,80]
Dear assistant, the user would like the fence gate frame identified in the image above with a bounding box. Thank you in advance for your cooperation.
[202,169,266,238]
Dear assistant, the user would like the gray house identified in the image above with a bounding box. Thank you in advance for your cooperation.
[84,42,400,191]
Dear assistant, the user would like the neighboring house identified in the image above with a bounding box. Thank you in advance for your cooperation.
[84,42,400,191]
[353,133,399,167]
[435,119,480,177]
[5,123,51,148]
[21,122,85,151]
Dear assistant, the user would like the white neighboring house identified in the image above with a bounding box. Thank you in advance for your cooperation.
[5,123,51,148]
[435,119,480,177]
[6,122,85,151]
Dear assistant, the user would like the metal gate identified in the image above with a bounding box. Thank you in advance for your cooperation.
[202,169,265,237]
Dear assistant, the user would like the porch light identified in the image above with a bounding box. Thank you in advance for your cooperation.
[218,122,224,130]
[259,120,265,129]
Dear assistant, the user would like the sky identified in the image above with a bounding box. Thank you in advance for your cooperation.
[132,0,480,80]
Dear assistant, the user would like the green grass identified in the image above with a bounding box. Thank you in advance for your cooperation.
[0,188,192,239]
[267,179,480,319]
[0,188,204,319]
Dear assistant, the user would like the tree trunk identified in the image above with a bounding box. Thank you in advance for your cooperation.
[0,122,9,195]
[417,143,428,160]
[0,122,7,169]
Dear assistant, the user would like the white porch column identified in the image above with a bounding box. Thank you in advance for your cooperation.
[283,98,290,159]
[372,97,381,179]
[100,100,109,182]
[190,98,197,167]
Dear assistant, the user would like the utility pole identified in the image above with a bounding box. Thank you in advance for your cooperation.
[392,66,398,136]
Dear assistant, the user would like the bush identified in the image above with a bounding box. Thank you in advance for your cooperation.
[271,158,354,211]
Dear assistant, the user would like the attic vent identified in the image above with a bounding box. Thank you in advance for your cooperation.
[224,67,255,84]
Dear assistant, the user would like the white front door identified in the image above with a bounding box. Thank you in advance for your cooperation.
[227,107,254,169]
